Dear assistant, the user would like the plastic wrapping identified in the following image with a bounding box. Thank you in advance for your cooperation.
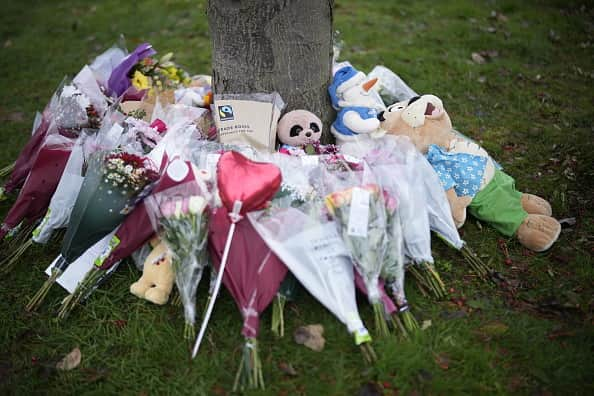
[0,134,74,240]
[248,197,371,345]
[89,43,128,91]
[32,134,88,243]
[368,66,418,104]
[317,161,389,304]
[57,150,158,268]
[144,161,211,337]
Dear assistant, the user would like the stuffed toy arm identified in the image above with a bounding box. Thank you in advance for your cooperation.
[343,110,381,134]
[445,188,473,228]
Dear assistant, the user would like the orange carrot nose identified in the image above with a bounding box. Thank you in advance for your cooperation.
[362,78,378,92]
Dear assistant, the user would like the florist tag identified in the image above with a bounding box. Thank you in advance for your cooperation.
[347,187,370,238]
[206,153,221,178]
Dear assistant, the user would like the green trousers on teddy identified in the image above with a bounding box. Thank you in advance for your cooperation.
[467,170,528,236]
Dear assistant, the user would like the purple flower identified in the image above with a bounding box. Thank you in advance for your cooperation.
[107,43,156,97]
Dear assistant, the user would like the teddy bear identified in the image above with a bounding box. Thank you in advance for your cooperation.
[328,64,387,145]
[130,236,175,304]
[378,94,561,252]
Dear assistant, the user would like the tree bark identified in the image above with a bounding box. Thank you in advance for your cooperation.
[207,0,335,143]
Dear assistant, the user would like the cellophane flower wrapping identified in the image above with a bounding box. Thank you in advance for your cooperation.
[0,133,74,240]
[248,172,372,346]
[59,150,158,264]
[317,161,390,306]
[144,174,211,337]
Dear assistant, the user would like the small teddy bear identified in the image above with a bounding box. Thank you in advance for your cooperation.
[130,236,175,305]
[378,94,561,252]
[328,65,386,145]
[277,110,323,156]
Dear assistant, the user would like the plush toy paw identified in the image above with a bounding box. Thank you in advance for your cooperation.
[130,280,151,299]
[144,286,170,306]
[521,194,552,216]
[516,214,561,252]
[445,188,472,228]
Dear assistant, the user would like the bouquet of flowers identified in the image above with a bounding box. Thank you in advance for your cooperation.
[249,195,376,363]
[145,160,211,339]
[346,137,447,299]
[0,134,75,258]
[108,43,190,100]
[1,48,112,198]
[26,149,158,311]
[209,205,288,391]
[321,162,393,337]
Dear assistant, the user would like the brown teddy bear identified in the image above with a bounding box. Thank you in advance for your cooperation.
[130,236,175,304]
[378,94,561,252]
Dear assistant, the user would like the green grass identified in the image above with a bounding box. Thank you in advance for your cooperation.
[1,0,593,394]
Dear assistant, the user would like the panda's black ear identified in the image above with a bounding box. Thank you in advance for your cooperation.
[310,123,320,133]
[290,125,303,137]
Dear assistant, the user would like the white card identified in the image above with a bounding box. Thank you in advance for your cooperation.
[347,187,370,238]
[45,231,116,294]
[308,223,350,265]
[206,153,221,178]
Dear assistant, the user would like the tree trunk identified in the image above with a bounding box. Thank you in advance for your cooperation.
[207,0,335,143]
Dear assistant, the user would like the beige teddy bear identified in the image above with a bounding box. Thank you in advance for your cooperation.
[130,236,175,305]
[378,94,561,252]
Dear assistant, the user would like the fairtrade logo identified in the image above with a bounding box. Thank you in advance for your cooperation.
[218,105,234,121]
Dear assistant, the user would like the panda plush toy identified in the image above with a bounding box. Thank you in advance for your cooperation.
[276,110,324,156]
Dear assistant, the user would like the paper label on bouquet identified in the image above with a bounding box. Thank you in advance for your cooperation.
[214,99,281,152]
[347,187,370,237]
[308,223,349,265]
[206,153,221,177]
[301,155,319,167]
[45,231,116,294]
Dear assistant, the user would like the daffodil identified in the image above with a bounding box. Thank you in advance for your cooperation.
[131,70,151,91]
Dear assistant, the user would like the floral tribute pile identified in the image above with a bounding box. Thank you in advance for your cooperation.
[0,40,493,391]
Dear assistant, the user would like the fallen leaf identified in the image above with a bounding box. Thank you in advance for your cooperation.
[433,353,451,370]
[471,52,486,64]
[56,347,81,371]
[278,361,298,377]
[294,324,325,352]
[421,320,432,330]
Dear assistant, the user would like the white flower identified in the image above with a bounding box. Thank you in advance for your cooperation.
[188,196,206,215]
[124,165,133,174]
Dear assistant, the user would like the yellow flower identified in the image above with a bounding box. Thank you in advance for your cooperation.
[131,70,151,91]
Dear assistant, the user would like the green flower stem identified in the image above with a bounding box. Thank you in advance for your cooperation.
[57,268,103,320]
[271,294,286,338]
[0,238,32,275]
[359,342,377,364]
[233,338,264,392]
[26,268,61,312]
[372,302,390,337]
[461,245,493,281]
[401,310,419,333]
[0,161,14,178]
[184,322,195,342]
[391,314,409,338]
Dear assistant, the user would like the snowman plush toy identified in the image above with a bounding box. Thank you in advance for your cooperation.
[328,64,387,145]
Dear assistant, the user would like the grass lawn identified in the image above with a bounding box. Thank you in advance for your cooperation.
[1,0,593,394]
